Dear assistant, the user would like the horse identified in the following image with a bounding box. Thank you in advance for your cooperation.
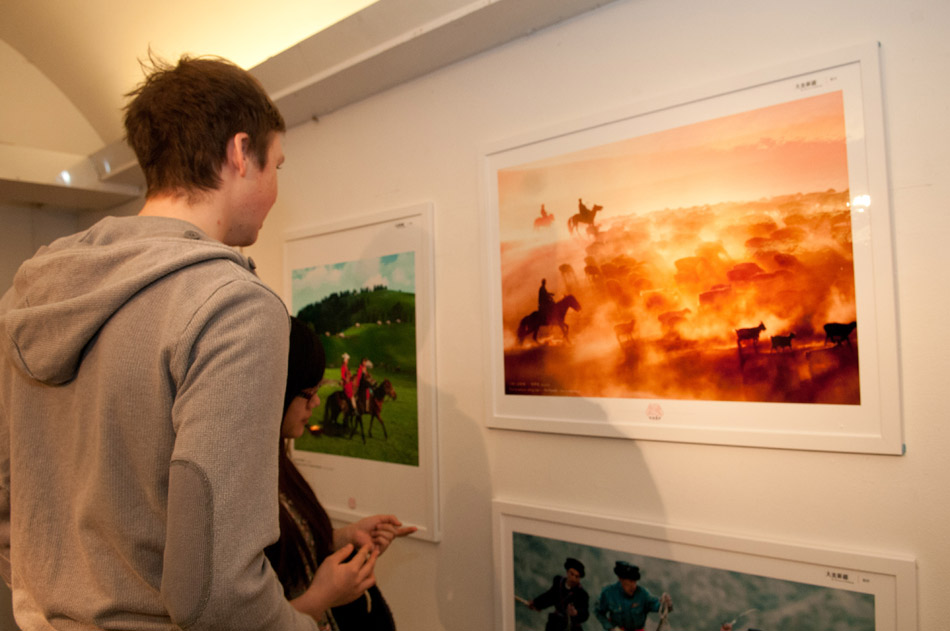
[614,318,636,346]
[322,390,353,429]
[320,373,377,437]
[516,294,581,344]
[567,204,602,234]
[533,213,555,229]
[350,379,397,443]
[558,263,577,289]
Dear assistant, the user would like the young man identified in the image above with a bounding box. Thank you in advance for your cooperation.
[594,561,672,631]
[529,557,590,631]
[0,54,365,630]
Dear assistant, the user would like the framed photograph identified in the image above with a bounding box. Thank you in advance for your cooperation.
[493,500,917,631]
[283,202,440,541]
[481,42,902,453]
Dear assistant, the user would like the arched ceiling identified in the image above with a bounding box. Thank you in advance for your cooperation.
[0,0,617,209]
[0,0,379,146]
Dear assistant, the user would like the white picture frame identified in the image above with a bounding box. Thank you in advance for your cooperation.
[493,499,917,631]
[481,42,902,454]
[283,202,440,541]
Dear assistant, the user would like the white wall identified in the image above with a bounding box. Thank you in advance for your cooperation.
[2,0,947,629]
[0,201,140,322]
[0,31,109,311]
[245,0,950,629]
[0,205,80,291]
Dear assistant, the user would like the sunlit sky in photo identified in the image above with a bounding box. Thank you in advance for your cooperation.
[498,91,849,236]
[291,252,415,314]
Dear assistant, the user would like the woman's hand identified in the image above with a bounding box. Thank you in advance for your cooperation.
[335,515,417,555]
[290,543,378,620]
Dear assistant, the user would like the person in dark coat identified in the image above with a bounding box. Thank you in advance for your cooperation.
[538,278,556,320]
[529,557,590,631]
[266,317,416,629]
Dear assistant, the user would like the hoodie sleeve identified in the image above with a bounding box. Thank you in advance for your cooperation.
[159,276,315,631]
[0,288,15,586]
[0,394,10,587]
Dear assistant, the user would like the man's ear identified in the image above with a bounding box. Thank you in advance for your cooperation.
[225,132,252,177]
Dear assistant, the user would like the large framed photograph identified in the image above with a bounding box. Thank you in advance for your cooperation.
[283,202,440,541]
[481,42,902,453]
[493,500,917,631]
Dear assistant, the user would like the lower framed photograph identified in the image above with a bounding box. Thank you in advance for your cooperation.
[493,500,916,631]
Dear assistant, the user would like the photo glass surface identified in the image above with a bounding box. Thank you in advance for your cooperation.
[498,91,857,405]
[483,44,901,453]
[493,501,915,631]
[290,252,419,466]
[513,531,874,631]
[283,203,440,540]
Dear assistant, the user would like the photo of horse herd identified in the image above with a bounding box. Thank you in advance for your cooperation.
[496,91,861,405]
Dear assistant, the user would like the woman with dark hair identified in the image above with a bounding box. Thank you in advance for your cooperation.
[266,317,415,630]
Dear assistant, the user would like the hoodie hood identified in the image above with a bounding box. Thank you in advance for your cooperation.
[0,215,254,385]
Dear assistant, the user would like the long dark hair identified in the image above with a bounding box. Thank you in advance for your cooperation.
[265,317,333,597]
[266,318,397,630]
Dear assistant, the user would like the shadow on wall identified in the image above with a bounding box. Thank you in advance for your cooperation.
[435,389,665,631]
[434,390,495,630]
[476,390,665,629]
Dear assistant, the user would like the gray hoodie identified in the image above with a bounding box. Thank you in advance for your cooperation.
[0,216,316,630]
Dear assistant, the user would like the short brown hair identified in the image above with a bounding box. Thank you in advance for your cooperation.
[124,53,286,198]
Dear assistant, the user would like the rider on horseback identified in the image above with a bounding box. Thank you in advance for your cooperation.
[354,357,374,415]
[538,278,555,323]
[578,198,591,218]
[341,352,357,412]
[568,199,603,235]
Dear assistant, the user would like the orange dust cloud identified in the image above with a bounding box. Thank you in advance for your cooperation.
[496,90,859,405]
[501,190,859,404]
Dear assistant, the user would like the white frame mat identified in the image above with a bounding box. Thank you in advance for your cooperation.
[283,202,440,541]
[481,43,901,454]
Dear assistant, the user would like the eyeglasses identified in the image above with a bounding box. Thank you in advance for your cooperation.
[296,388,319,405]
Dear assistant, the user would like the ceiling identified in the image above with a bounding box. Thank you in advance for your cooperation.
[0,0,618,211]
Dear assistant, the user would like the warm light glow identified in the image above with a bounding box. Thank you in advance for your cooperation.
[168,0,381,71]
[111,1,381,142]
[498,91,851,239]
[58,170,71,185]
[4,0,387,146]
[498,91,861,406]
[851,194,871,211]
